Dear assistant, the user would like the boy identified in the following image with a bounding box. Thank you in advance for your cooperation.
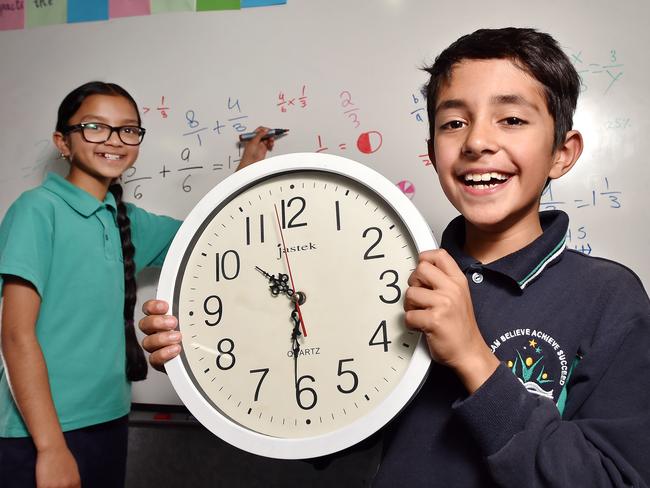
[139,28,650,486]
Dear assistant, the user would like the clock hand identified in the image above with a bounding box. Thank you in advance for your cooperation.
[290,303,302,405]
[254,266,294,298]
[273,204,308,337]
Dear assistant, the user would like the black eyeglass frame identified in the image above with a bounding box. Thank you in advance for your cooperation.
[63,122,146,146]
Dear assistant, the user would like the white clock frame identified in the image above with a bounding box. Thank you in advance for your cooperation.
[158,152,436,459]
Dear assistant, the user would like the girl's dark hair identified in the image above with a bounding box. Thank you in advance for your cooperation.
[57,81,147,382]
[423,27,581,151]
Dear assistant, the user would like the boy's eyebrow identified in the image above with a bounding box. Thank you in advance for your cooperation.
[434,99,467,114]
[435,94,541,114]
[490,94,539,110]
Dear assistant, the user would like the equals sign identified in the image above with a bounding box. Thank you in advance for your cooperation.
[213,163,224,171]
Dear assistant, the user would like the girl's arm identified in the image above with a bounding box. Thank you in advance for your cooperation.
[1,276,80,488]
[237,127,275,170]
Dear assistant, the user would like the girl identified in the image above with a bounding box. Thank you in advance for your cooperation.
[0,81,273,488]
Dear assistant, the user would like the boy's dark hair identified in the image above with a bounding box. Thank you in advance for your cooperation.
[423,27,580,151]
[56,81,148,382]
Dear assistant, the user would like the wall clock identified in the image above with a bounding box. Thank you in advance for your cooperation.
[158,152,436,459]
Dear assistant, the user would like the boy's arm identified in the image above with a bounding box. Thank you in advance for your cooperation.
[408,250,650,486]
[2,277,81,488]
[404,249,500,392]
[454,310,650,487]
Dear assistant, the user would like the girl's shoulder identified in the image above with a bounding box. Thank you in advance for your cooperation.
[5,184,59,221]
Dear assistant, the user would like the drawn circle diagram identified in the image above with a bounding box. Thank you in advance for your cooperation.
[356,131,383,154]
[397,180,416,199]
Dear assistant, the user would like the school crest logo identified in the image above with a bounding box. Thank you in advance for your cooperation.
[489,328,570,401]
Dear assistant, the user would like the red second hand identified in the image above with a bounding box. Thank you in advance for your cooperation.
[274,204,308,337]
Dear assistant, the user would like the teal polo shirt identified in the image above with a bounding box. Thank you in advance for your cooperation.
[0,173,181,437]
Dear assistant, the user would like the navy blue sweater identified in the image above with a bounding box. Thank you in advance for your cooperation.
[373,211,650,487]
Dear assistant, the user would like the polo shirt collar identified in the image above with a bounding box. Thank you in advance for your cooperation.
[441,210,569,290]
[42,173,117,217]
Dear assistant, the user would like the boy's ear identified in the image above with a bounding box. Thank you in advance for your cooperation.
[427,139,438,172]
[52,131,70,158]
[549,130,583,180]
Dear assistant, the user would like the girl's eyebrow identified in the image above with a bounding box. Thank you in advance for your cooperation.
[79,113,140,124]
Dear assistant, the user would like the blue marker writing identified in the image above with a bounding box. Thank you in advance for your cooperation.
[239,128,289,142]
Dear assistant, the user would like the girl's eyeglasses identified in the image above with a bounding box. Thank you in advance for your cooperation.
[64,122,146,146]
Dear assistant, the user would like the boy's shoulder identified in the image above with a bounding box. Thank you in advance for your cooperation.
[562,249,645,288]
[559,248,649,312]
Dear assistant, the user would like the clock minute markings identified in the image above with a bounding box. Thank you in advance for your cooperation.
[335,200,341,231]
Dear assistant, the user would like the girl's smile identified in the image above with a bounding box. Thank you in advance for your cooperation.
[53,94,141,200]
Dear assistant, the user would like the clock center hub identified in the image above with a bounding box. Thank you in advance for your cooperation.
[291,291,307,305]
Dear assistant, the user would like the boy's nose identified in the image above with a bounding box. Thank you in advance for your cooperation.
[462,121,498,157]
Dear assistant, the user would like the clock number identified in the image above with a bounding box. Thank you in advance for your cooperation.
[216,338,236,370]
[296,375,318,410]
[336,359,359,394]
[362,227,385,260]
[203,295,223,326]
[245,215,265,246]
[379,270,401,304]
[249,368,269,401]
[335,200,341,231]
[369,320,391,352]
[216,250,240,281]
[281,197,308,229]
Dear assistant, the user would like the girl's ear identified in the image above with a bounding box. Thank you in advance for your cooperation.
[52,131,70,158]
[549,130,583,180]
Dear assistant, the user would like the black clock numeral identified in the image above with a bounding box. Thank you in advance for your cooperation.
[379,270,401,304]
[369,320,391,352]
[336,359,359,394]
[249,368,269,402]
[281,197,307,229]
[216,338,236,370]
[203,295,223,326]
[296,374,318,410]
[362,227,385,260]
[335,200,341,231]
[245,215,265,246]
[215,250,240,282]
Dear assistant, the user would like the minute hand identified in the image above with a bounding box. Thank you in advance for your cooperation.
[273,204,308,337]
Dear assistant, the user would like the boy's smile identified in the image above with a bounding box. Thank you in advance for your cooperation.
[430,58,580,259]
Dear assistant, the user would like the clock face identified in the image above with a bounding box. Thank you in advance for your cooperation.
[160,154,434,458]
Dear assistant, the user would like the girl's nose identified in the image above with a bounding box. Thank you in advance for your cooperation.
[105,128,124,146]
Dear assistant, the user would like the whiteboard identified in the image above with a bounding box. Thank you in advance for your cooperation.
[1,0,648,406]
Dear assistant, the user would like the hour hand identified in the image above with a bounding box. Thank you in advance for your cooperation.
[255,266,294,298]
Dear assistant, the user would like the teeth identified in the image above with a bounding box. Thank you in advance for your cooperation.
[103,154,121,160]
[473,183,500,190]
[464,172,508,182]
